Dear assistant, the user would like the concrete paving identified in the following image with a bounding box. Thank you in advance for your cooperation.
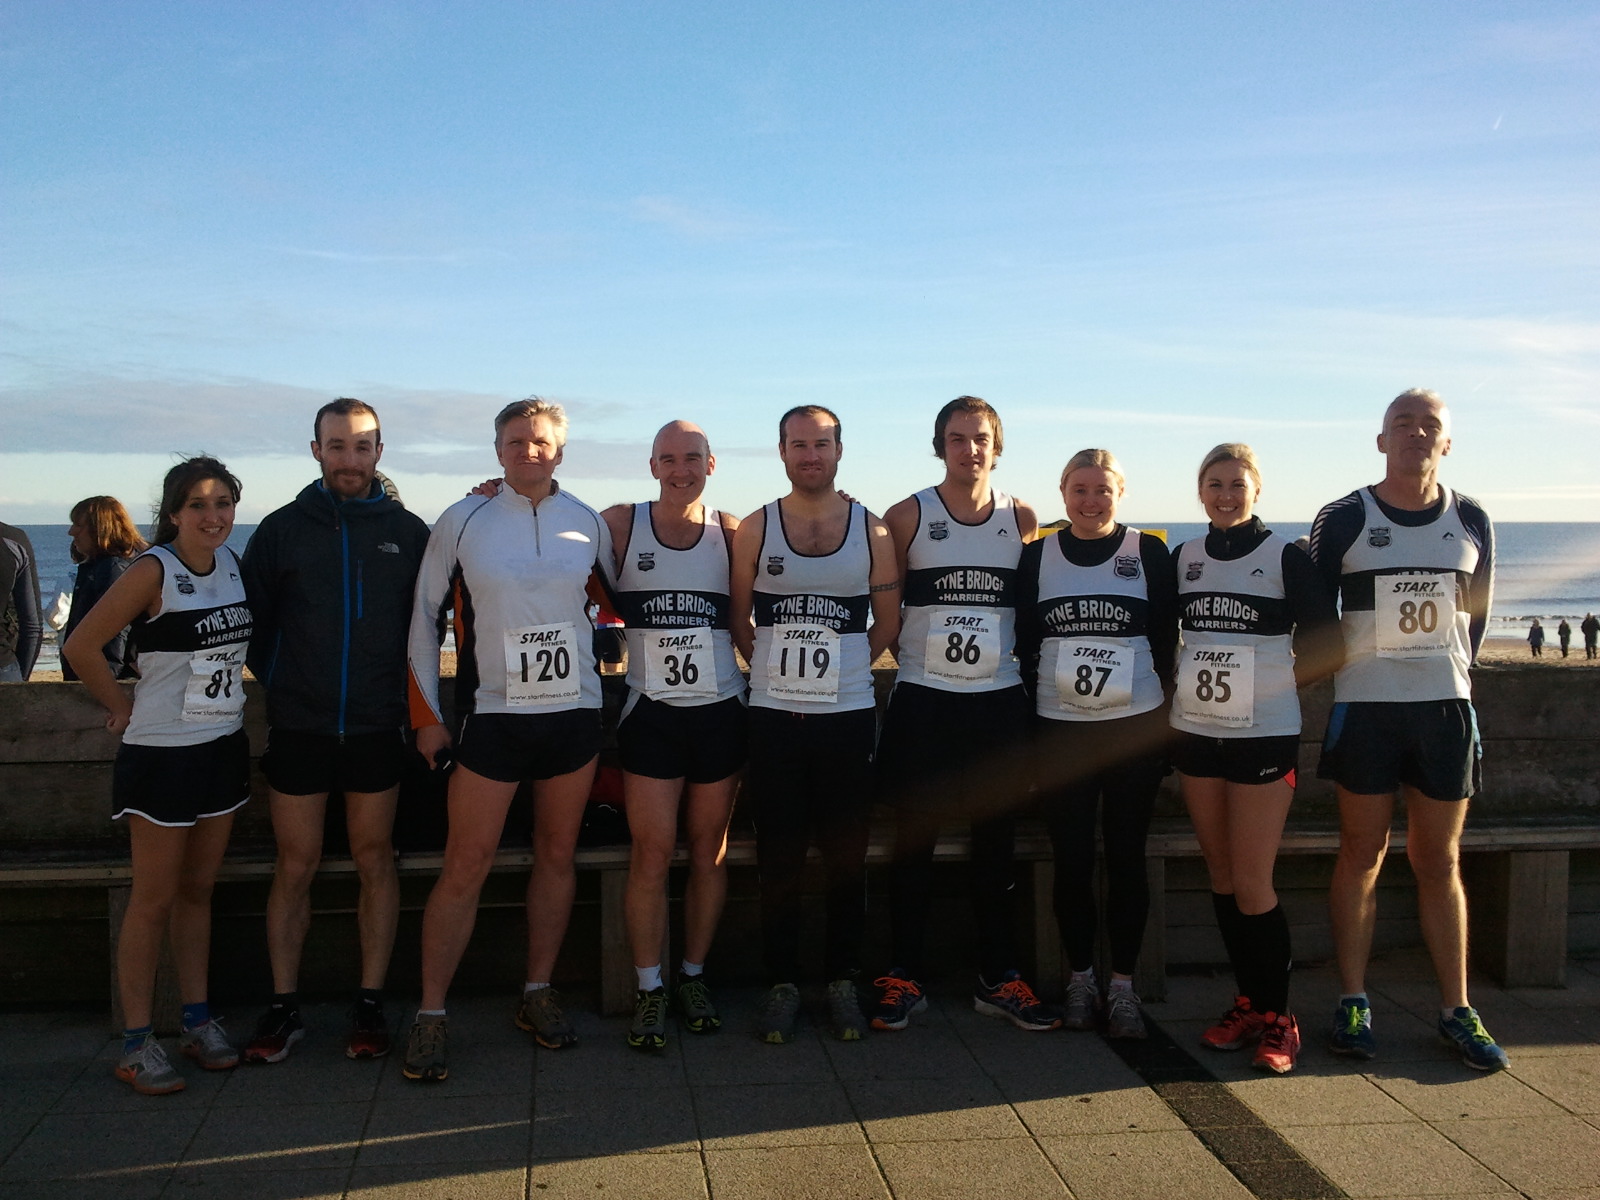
[3,949,1598,1199]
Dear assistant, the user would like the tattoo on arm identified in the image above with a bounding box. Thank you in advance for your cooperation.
[870,580,900,593]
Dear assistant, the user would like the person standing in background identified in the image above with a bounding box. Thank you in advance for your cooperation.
[59,497,147,681]
[1527,619,1544,658]
[1557,619,1571,658]
[1,519,43,682]
[1583,613,1598,659]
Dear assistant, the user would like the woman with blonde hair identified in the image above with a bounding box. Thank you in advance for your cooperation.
[1170,443,1339,1073]
[66,457,252,1095]
[60,495,147,681]
[1016,448,1179,1039]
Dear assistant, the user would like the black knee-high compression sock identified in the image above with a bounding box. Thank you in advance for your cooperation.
[1236,904,1292,1015]
[1211,891,1252,1004]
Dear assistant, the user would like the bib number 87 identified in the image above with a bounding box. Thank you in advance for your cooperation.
[1397,599,1438,635]
[519,646,571,683]
[945,633,981,666]
[778,646,830,679]
[1194,668,1232,703]
[1074,664,1111,696]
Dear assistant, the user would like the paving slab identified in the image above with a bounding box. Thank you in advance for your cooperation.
[356,1091,532,1167]
[874,1137,1070,1199]
[346,1163,528,1198]
[694,1081,866,1148]
[1433,1115,1600,1195]
[181,1099,370,1174]
[0,1181,166,1200]
[526,1153,708,1199]
[1010,1081,1187,1137]
[704,1143,890,1199]
[845,1075,1029,1143]
[529,1085,698,1158]
[1279,1119,1515,1197]
[0,1108,199,1185]
[160,1165,351,1198]
[1038,1129,1253,1200]
[1226,1070,1416,1126]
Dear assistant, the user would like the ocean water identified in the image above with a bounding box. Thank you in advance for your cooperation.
[17,521,1600,672]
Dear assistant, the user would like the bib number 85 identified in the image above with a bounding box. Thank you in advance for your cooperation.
[1193,668,1232,703]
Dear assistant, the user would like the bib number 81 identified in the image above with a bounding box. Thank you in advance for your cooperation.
[203,669,234,700]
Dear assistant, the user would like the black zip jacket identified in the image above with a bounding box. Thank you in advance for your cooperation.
[242,475,431,735]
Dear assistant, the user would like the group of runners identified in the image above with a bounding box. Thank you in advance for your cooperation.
[61,385,1510,1097]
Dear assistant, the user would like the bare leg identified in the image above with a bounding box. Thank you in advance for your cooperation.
[1329,788,1395,996]
[1404,788,1470,1009]
[419,767,518,1011]
[264,790,328,994]
[120,818,188,1029]
[1226,780,1295,916]
[169,812,236,1005]
[524,756,598,983]
[1181,773,1235,895]
[681,774,738,966]
[345,788,401,991]
[623,772,684,973]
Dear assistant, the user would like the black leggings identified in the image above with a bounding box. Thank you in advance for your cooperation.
[748,706,876,985]
[1036,709,1167,976]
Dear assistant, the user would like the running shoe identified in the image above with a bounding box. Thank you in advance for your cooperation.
[1201,996,1266,1052]
[628,987,668,1053]
[973,971,1062,1031]
[402,1014,449,1082]
[1252,1012,1301,1074]
[675,975,721,1034]
[757,983,801,1044]
[870,970,929,1032]
[116,1035,185,1095]
[1437,1006,1510,1072]
[346,1000,391,1060]
[1327,998,1376,1060]
[1105,989,1147,1040]
[243,1005,305,1064]
[179,1018,240,1070]
[827,977,868,1041]
[514,987,578,1050]
[1062,975,1101,1032]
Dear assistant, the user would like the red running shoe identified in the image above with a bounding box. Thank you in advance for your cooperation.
[1252,1012,1301,1075]
[1200,996,1266,1052]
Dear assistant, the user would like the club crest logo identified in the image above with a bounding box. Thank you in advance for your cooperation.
[928,520,949,542]
[766,555,785,576]
[1185,561,1204,582]
[636,552,656,573]
[1368,526,1392,548]
[174,573,195,596]
[1114,556,1141,580]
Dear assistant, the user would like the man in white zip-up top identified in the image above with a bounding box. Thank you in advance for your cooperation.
[600,420,746,1053]
[402,398,614,1082]
[729,405,900,1044]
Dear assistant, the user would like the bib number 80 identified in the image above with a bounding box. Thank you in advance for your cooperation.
[1397,599,1438,635]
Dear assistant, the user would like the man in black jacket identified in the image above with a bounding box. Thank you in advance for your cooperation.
[240,398,431,1063]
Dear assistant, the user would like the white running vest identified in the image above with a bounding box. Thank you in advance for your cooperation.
[614,503,743,706]
[1334,487,1479,703]
[1032,527,1163,722]
[896,487,1023,693]
[750,501,875,713]
[124,545,253,747]
[1170,532,1299,737]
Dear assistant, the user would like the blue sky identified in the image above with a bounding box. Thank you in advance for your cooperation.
[3,2,1597,527]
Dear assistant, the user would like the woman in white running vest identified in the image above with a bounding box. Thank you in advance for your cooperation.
[66,457,254,1096]
[1015,448,1179,1041]
[1169,444,1340,1076]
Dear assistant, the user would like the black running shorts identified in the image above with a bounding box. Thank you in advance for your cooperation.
[1317,698,1480,801]
[1170,731,1301,787]
[617,692,747,784]
[454,710,602,784]
[261,728,410,796]
[112,729,251,827]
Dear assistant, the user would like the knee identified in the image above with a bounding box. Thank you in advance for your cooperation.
[1405,840,1460,885]
[628,838,674,885]
[689,842,727,877]
[174,875,216,909]
[440,839,497,890]
[273,846,322,891]
[349,835,397,883]
[1338,831,1389,874]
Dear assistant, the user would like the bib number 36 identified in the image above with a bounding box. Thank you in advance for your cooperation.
[643,627,717,699]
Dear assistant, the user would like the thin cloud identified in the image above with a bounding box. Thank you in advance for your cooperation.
[628,195,774,240]
[272,247,471,265]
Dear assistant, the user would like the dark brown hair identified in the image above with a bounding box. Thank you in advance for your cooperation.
[778,405,842,444]
[152,456,242,546]
[314,397,382,443]
[932,395,1004,459]
[69,496,146,563]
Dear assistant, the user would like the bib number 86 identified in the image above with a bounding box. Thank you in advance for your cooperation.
[944,633,982,666]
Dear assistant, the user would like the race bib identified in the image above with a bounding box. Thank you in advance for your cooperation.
[1176,644,1256,728]
[923,608,1001,687]
[504,622,581,706]
[1054,638,1134,716]
[642,627,717,700]
[182,643,247,723]
[766,623,840,702]
[1374,574,1456,659]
